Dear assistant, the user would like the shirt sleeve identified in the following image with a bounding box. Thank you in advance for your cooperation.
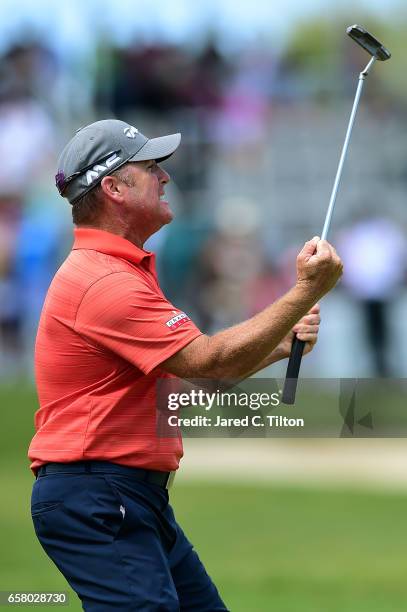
[74,271,202,374]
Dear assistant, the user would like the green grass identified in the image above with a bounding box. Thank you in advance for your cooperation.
[173,483,407,612]
[1,382,407,611]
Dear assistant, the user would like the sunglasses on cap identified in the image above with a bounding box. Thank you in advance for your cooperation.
[55,150,121,196]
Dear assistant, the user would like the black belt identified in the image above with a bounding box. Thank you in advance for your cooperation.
[36,461,176,489]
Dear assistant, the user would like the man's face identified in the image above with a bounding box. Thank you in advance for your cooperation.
[119,160,172,235]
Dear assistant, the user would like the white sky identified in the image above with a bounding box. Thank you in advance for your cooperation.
[0,0,403,55]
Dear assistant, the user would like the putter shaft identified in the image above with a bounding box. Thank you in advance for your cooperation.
[282,55,377,405]
[321,56,376,240]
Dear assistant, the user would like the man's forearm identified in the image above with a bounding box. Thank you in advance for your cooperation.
[163,237,342,380]
[203,283,318,378]
[240,346,288,378]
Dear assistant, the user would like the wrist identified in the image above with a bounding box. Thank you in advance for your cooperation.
[269,346,288,363]
[293,280,322,305]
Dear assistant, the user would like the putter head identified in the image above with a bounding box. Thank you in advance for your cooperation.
[347,24,391,61]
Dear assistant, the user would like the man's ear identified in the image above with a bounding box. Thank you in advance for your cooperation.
[100,175,124,202]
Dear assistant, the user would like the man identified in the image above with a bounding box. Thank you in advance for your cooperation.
[29,119,342,611]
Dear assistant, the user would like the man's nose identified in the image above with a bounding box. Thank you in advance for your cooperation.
[158,166,170,184]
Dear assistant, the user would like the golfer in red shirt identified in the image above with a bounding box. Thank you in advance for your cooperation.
[29,119,342,611]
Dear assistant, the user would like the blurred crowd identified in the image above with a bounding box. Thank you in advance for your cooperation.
[1,30,407,379]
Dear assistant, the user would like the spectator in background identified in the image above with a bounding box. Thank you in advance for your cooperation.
[213,46,272,159]
[191,197,263,332]
[13,179,71,376]
[0,42,56,101]
[97,38,229,193]
[105,39,228,117]
[0,97,55,192]
[338,216,407,376]
[0,41,58,378]
[0,194,23,376]
[247,259,289,318]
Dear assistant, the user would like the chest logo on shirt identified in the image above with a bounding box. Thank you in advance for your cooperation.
[166,311,190,330]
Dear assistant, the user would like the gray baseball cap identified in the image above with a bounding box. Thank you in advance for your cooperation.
[55,119,181,205]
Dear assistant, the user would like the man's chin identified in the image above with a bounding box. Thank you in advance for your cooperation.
[162,207,174,224]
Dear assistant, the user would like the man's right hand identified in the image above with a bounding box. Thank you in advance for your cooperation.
[296,236,343,299]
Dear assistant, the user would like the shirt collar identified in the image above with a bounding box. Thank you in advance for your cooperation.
[72,228,153,265]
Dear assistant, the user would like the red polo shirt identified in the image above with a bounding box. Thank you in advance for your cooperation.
[28,228,202,473]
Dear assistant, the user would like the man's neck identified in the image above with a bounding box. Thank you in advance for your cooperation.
[78,222,147,249]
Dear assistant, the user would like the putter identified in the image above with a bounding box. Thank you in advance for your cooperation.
[281,25,391,405]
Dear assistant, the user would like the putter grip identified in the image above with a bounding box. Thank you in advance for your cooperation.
[281,335,305,404]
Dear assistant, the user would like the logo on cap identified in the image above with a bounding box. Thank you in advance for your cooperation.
[86,152,122,185]
[124,126,139,138]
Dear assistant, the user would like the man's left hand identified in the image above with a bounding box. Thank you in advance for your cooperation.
[274,303,321,360]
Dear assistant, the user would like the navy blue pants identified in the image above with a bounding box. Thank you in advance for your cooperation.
[31,465,228,611]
